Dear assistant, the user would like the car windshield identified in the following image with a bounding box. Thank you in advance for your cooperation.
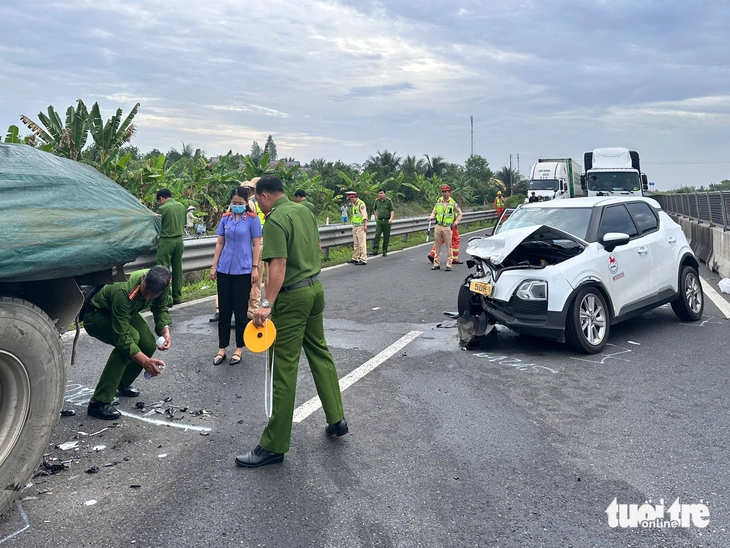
[529,179,559,191]
[587,172,640,192]
[498,207,592,240]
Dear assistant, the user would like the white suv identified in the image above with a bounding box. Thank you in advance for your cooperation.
[459,197,704,353]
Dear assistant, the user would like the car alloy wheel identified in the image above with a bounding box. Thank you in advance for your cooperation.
[567,287,610,354]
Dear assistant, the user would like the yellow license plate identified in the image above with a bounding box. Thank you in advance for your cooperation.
[470,280,493,296]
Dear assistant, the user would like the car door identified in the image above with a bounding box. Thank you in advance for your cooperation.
[596,204,653,316]
[624,202,675,298]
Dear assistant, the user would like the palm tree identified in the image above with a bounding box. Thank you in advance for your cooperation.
[423,154,447,178]
[364,149,401,181]
[400,155,425,177]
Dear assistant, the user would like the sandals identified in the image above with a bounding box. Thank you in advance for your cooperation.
[213,351,226,366]
[230,351,243,365]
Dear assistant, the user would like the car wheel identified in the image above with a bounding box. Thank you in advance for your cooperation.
[566,287,610,354]
[671,265,704,321]
[457,283,483,317]
[0,298,66,516]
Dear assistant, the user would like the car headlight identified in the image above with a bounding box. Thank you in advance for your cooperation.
[515,280,547,301]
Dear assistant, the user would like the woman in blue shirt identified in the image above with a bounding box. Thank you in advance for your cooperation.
[210,186,262,365]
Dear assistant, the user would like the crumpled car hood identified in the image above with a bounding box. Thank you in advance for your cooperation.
[466,225,587,265]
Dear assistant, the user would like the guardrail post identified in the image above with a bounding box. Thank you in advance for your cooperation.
[707,194,713,226]
[322,247,330,260]
[402,233,409,243]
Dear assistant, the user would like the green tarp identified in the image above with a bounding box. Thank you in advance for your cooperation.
[0,143,160,282]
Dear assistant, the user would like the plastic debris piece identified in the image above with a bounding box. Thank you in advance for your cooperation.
[143,410,156,416]
[442,311,460,319]
[103,462,119,467]
[89,428,108,436]
[719,278,730,294]
[85,467,99,474]
[57,441,79,451]
[135,402,145,409]
[372,307,381,310]
[91,445,106,452]
[130,484,141,489]
[84,500,97,506]
[60,409,77,417]
[436,319,458,328]
[152,402,164,408]
[163,396,173,402]
[157,454,167,458]
[77,431,89,436]
[200,431,209,436]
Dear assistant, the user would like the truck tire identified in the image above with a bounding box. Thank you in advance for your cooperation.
[671,265,704,321]
[0,297,65,516]
[566,287,610,354]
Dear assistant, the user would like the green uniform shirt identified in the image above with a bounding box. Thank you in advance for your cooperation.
[300,199,316,214]
[262,196,321,288]
[158,198,186,238]
[372,197,394,220]
[89,269,171,357]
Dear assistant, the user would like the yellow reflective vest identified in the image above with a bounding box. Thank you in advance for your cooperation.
[435,197,456,225]
[350,199,366,226]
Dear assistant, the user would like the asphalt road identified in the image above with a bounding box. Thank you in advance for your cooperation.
[2,230,730,548]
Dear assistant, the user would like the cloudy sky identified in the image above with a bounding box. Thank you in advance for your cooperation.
[1,0,728,190]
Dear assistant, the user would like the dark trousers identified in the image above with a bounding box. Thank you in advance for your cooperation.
[373,219,391,253]
[217,272,251,348]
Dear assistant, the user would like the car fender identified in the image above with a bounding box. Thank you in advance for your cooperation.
[560,280,615,323]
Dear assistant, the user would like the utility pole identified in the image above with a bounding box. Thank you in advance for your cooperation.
[517,153,519,173]
[509,154,513,196]
[470,116,473,157]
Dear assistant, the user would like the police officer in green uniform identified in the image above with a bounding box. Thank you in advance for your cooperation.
[235,175,348,468]
[84,266,172,420]
[155,188,186,305]
[371,188,394,256]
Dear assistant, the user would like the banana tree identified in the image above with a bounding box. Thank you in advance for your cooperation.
[3,125,21,143]
[382,172,421,203]
[87,102,140,171]
[20,100,89,160]
[336,170,379,206]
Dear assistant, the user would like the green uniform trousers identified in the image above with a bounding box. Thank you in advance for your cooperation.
[84,310,156,404]
[156,236,183,302]
[260,281,344,454]
[372,219,391,253]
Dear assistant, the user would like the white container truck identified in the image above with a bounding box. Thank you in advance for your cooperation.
[527,158,583,201]
[581,147,649,196]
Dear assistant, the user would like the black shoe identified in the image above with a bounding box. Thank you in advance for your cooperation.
[173,300,183,306]
[235,445,285,468]
[209,312,220,322]
[325,418,349,437]
[87,401,122,420]
[431,266,440,270]
[355,261,367,265]
[117,385,140,397]
[369,251,378,256]
[347,260,358,264]
[427,255,434,263]
[445,267,452,272]
[452,260,463,264]
[382,252,388,257]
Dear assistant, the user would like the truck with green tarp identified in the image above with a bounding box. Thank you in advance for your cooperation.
[0,143,160,516]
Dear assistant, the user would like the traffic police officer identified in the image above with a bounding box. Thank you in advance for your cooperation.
[345,191,368,265]
[236,175,347,467]
[428,184,463,271]
[84,266,172,420]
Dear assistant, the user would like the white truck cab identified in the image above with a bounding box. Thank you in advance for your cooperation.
[581,147,649,197]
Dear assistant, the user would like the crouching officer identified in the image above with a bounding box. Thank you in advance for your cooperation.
[84,266,172,420]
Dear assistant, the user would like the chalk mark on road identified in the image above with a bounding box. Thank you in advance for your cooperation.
[472,353,558,374]
[570,344,632,365]
[293,330,423,423]
[0,501,30,545]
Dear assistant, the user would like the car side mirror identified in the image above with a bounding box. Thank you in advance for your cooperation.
[601,232,631,252]
[580,174,586,191]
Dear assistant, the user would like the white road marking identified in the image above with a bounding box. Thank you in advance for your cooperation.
[0,502,30,544]
[292,330,423,423]
[701,276,730,320]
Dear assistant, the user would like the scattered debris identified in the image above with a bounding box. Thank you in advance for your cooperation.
[627,341,641,345]
[123,457,131,462]
[34,458,68,477]
[89,428,108,436]
[237,420,244,425]
[157,454,167,458]
[130,484,141,489]
[719,278,730,294]
[85,467,99,474]
[91,445,106,452]
[163,396,173,402]
[60,409,76,417]
[200,431,209,436]
[57,441,79,451]
[103,462,119,467]
[372,307,381,310]
[436,319,458,328]
[135,401,145,409]
[191,409,210,417]
[83,500,98,507]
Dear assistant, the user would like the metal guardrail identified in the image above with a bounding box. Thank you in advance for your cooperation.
[125,210,496,273]
[653,192,730,230]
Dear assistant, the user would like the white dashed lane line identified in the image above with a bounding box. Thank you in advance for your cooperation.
[701,276,730,320]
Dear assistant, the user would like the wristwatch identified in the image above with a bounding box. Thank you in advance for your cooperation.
[261,298,274,308]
